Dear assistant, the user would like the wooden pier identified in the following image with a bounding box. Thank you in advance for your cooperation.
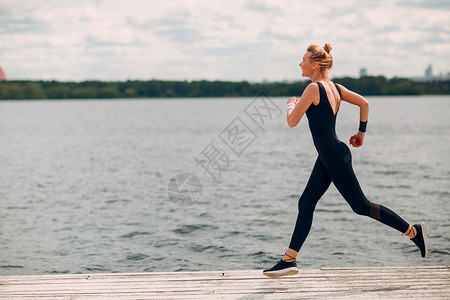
[1,266,448,299]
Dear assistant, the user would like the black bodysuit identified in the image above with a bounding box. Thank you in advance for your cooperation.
[288,82,409,252]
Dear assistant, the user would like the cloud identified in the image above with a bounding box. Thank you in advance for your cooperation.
[0,17,46,34]
[397,0,450,9]
[244,0,282,13]
[0,0,449,81]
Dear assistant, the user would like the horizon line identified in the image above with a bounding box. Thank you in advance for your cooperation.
[2,74,450,83]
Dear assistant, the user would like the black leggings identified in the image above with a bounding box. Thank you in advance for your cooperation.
[288,156,410,252]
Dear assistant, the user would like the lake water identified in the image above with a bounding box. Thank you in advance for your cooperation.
[0,95,449,275]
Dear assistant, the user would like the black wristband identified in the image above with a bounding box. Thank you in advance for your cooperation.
[359,120,367,132]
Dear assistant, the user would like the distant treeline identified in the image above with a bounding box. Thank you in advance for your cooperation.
[0,76,449,99]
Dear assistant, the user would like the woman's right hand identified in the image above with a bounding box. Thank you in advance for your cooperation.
[349,131,365,147]
[287,97,298,105]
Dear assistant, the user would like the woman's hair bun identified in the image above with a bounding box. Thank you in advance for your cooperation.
[323,43,332,54]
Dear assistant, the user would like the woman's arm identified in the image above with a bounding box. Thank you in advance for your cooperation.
[286,83,319,128]
[338,84,369,122]
[337,84,369,147]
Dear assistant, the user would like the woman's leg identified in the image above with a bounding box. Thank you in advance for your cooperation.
[264,158,331,278]
[330,160,428,257]
[288,157,332,253]
[329,150,409,233]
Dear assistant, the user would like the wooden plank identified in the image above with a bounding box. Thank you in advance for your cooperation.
[0,266,448,299]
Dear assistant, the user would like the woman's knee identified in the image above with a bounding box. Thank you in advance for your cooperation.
[351,201,382,222]
[349,199,371,216]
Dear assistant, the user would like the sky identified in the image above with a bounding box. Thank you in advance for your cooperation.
[0,0,449,82]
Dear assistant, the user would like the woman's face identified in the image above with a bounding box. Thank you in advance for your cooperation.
[299,52,315,78]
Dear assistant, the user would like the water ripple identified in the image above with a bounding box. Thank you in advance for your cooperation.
[120,231,151,238]
[172,224,218,234]
[126,253,149,261]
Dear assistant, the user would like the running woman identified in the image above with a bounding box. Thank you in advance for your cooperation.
[263,43,428,278]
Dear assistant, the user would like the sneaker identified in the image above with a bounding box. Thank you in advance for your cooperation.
[411,222,428,258]
[263,259,299,278]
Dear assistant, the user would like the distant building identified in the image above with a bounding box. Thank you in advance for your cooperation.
[411,64,449,82]
[425,65,432,79]
[360,68,367,77]
[0,66,6,81]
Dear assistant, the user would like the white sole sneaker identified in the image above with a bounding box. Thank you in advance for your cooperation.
[263,267,299,278]
[420,222,429,258]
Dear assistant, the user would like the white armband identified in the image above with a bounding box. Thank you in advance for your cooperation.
[286,103,296,111]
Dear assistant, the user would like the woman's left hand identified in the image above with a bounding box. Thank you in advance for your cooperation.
[349,131,365,148]
[287,97,298,105]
